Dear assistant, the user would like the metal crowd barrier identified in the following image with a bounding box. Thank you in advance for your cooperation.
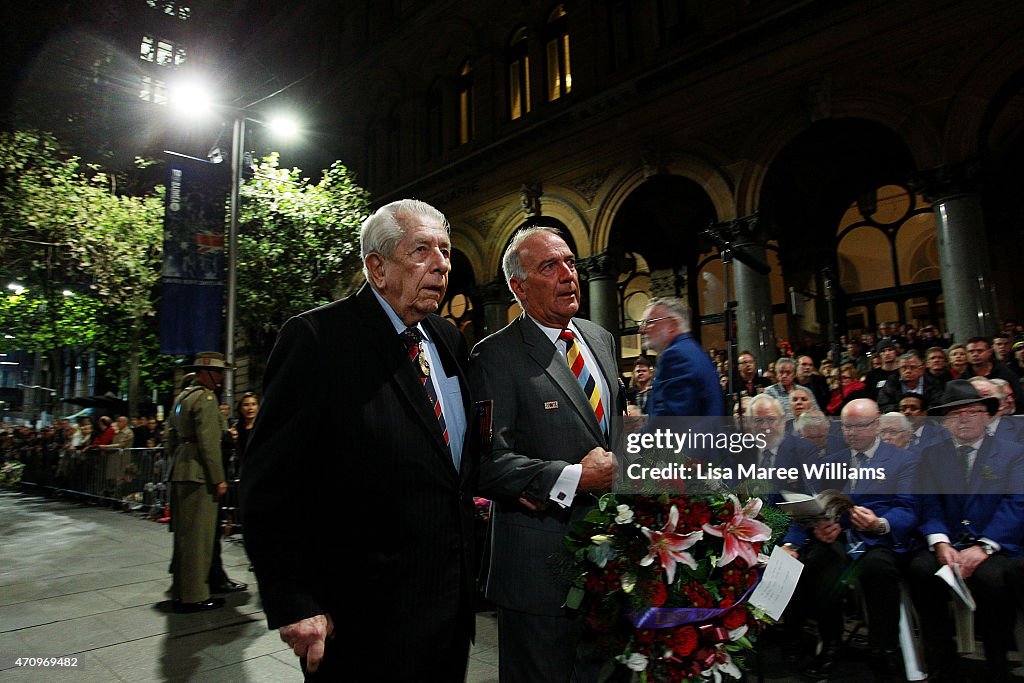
[20,446,170,512]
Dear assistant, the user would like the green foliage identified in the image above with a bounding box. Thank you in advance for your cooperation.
[0,129,167,408]
[237,153,369,372]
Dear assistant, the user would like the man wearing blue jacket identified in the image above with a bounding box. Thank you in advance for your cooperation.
[780,398,919,680]
[640,297,724,418]
[908,380,1024,682]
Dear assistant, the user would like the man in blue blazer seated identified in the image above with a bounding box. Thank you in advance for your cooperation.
[779,398,919,681]
[907,379,1024,683]
[640,296,724,418]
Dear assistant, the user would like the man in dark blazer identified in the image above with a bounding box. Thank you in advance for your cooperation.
[877,351,944,413]
[241,199,477,681]
[780,399,919,680]
[908,380,1024,682]
[470,227,618,683]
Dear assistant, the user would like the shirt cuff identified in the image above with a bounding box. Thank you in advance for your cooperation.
[550,464,583,508]
[978,537,1001,553]
[927,533,951,549]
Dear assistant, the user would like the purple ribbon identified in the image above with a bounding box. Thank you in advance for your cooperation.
[626,581,758,629]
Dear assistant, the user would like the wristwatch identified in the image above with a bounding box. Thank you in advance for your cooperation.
[975,540,996,555]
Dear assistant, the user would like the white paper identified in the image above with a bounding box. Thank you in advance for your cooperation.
[749,544,804,621]
[935,563,976,610]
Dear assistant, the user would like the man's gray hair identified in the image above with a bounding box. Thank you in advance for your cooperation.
[643,297,691,333]
[361,199,449,280]
[501,226,565,303]
[879,412,912,434]
[794,410,830,434]
[899,351,922,364]
[747,393,784,417]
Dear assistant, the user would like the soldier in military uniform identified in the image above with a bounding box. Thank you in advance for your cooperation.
[168,351,230,612]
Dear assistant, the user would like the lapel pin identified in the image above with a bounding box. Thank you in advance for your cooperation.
[544,401,559,410]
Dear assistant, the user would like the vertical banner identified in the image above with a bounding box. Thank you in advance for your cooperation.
[159,157,229,355]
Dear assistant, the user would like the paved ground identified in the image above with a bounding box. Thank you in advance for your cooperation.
[0,489,496,682]
[0,487,1020,682]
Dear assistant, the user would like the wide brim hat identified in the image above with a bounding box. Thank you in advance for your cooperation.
[186,351,233,370]
[927,379,999,416]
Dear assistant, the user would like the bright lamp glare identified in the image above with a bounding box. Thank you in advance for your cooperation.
[170,80,215,118]
[266,115,300,139]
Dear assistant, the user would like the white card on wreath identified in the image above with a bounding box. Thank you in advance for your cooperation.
[748,544,803,621]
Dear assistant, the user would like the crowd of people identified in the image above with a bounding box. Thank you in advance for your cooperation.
[6,191,1024,682]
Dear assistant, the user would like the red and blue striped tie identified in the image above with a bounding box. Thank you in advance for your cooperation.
[402,327,450,448]
[558,329,607,434]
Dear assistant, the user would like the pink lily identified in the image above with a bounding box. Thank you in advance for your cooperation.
[639,505,704,584]
[702,495,772,567]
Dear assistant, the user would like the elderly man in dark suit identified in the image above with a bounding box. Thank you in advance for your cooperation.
[908,379,1024,682]
[470,226,618,683]
[241,199,477,681]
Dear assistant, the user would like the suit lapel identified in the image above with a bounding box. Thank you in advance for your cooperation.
[356,286,457,476]
[517,316,605,444]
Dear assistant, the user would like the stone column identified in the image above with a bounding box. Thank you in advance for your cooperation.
[478,279,512,337]
[708,215,776,369]
[910,162,996,341]
[579,251,620,338]
[732,239,775,368]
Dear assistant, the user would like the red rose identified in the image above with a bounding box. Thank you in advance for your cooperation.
[646,580,668,607]
[722,606,748,630]
[669,626,699,657]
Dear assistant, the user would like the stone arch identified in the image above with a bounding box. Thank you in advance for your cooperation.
[739,92,941,214]
[593,153,736,253]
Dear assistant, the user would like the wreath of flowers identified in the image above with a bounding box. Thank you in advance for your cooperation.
[564,492,790,682]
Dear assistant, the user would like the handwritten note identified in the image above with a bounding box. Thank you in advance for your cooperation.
[749,545,804,621]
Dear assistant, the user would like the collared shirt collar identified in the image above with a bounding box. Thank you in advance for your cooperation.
[371,286,431,341]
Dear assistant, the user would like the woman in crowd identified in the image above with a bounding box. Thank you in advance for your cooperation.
[947,343,969,378]
[233,392,260,472]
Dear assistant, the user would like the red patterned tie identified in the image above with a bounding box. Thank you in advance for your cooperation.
[401,327,450,447]
[558,329,607,434]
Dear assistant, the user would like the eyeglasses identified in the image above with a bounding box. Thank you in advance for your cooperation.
[841,418,879,431]
[639,316,672,331]
[945,407,989,418]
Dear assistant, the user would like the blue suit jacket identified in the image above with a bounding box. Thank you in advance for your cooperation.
[726,431,820,506]
[783,441,919,552]
[649,333,724,417]
[916,435,1024,556]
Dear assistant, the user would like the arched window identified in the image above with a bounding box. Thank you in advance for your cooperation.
[836,184,939,333]
[545,5,571,101]
[456,60,474,145]
[426,79,443,161]
[508,28,531,120]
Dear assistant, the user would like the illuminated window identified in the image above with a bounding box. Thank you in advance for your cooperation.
[545,5,571,101]
[456,61,474,145]
[146,0,191,20]
[140,76,168,104]
[140,35,186,66]
[508,28,531,120]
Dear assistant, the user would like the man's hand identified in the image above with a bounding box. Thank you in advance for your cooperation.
[813,520,842,544]
[215,481,228,498]
[958,545,990,579]
[578,447,616,492]
[279,614,334,672]
[849,505,879,532]
[782,544,799,559]
[934,541,960,568]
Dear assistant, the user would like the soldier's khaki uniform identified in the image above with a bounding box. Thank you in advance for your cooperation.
[168,380,226,603]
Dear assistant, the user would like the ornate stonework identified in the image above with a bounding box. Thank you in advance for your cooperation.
[465,207,503,235]
[565,167,614,205]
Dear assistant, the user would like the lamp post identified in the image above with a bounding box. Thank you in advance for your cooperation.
[224,113,245,413]
[169,82,298,413]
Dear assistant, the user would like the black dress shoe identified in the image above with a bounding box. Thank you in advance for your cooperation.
[802,643,841,679]
[172,597,226,613]
[211,578,248,593]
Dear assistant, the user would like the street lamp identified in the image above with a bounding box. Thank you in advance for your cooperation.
[170,80,299,411]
